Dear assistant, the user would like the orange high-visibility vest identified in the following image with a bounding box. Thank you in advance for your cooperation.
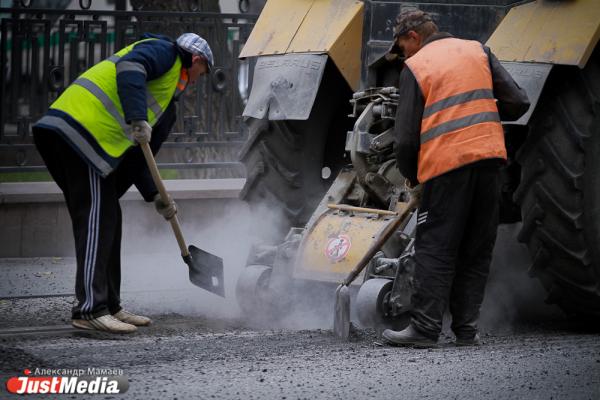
[405,37,507,183]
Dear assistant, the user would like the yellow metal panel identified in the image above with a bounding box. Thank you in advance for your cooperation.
[292,209,396,284]
[486,0,600,68]
[287,0,363,48]
[239,0,364,88]
[239,0,313,58]
[323,2,364,90]
[287,0,364,89]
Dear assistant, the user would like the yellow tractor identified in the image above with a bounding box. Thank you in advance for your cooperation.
[235,0,600,328]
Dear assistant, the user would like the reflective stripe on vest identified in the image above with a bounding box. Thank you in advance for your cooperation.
[45,38,183,176]
[405,37,507,183]
[108,53,164,121]
[35,114,114,175]
[72,77,129,132]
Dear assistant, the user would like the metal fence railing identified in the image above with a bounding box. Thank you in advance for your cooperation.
[0,6,257,179]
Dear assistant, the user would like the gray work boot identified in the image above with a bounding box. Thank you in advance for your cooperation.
[455,333,481,346]
[72,314,137,334]
[382,325,437,348]
[113,309,152,326]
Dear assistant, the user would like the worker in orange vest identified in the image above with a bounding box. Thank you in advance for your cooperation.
[383,9,530,347]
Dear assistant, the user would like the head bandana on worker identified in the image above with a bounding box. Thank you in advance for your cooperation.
[31,32,213,334]
[382,9,529,347]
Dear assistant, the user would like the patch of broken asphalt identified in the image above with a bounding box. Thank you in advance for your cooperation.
[1,306,599,400]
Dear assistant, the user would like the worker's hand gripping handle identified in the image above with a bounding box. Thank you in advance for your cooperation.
[139,142,190,258]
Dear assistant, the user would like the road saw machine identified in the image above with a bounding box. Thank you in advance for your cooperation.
[236,0,600,330]
[236,86,418,333]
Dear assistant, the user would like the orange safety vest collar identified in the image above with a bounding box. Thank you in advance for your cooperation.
[175,68,189,98]
[405,37,507,183]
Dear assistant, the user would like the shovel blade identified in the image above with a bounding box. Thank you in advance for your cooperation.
[184,245,225,297]
[333,284,350,341]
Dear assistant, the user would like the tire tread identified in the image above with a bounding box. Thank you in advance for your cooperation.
[515,49,600,317]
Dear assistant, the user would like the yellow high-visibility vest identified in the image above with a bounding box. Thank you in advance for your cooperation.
[37,38,185,177]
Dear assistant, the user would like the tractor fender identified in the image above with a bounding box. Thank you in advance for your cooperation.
[239,0,364,91]
[487,0,600,125]
[487,0,600,68]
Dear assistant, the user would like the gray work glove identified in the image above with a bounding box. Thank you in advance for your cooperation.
[131,120,152,145]
[404,178,423,207]
[153,193,177,220]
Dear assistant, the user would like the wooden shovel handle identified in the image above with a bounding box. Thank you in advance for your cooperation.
[342,199,417,286]
[327,203,398,216]
[140,141,190,258]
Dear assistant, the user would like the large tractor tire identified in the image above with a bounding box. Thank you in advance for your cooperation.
[514,47,600,318]
[238,60,352,228]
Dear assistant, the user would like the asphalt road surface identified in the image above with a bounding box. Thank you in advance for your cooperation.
[1,230,599,400]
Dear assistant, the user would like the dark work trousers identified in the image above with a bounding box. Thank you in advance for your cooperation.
[32,105,175,320]
[410,161,501,340]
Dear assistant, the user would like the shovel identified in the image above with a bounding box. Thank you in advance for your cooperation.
[140,142,225,297]
[333,199,417,340]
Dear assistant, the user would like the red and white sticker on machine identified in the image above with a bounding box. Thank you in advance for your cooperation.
[325,234,352,262]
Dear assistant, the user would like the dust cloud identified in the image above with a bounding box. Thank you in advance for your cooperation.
[119,197,336,330]
[119,201,558,334]
[478,223,563,333]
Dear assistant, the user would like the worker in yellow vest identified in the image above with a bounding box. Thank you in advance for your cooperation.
[382,10,530,347]
[32,33,213,334]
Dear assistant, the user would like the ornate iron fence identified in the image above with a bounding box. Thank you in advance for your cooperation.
[0,6,257,178]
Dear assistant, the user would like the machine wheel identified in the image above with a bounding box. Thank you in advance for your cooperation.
[356,278,407,331]
[235,264,273,316]
[238,60,352,228]
[514,47,600,317]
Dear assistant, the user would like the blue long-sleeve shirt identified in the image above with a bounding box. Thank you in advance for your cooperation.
[116,33,192,123]
[113,33,192,201]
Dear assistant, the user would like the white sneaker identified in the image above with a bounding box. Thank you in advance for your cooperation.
[72,314,137,334]
[113,309,152,326]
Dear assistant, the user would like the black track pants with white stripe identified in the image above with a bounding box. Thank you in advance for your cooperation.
[33,129,123,319]
[410,160,501,340]
[33,104,175,320]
